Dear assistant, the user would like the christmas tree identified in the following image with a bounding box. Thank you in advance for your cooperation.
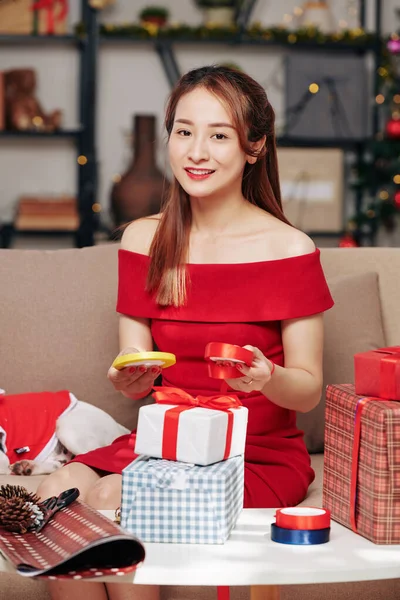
[347,26,400,246]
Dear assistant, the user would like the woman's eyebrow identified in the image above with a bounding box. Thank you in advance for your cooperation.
[175,118,234,128]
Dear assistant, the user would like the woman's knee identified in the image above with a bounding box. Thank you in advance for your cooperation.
[36,463,100,501]
[85,475,122,510]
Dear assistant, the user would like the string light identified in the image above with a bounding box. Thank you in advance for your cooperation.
[77,155,88,165]
[32,116,43,128]
[283,14,293,24]
[339,20,348,28]
[375,94,385,104]
[394,95,400,104]
[309,83,319,94]
[379,190,389,200]
[112,173,122,183]
[348,220,357,231]
[293,7,303,17]
[393,174,400,184]
[92,203,102,213]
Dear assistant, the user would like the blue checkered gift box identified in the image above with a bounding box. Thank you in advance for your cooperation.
[121,454,244,544]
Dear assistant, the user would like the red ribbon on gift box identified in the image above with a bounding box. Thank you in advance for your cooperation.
[350,394,399,533]
[32,0,68,35]
[377,347,400,399]
[152,387,242,462]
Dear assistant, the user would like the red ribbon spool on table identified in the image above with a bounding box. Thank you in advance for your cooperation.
[275,507,331,531]
[204,342,254,379]
[271,507,331,545]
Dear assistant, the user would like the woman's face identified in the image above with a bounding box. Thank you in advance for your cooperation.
[168,87,249,200]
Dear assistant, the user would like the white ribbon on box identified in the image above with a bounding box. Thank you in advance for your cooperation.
[134,404,248,466]
[147,459,193,489]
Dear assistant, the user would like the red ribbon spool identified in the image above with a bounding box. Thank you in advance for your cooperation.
[204,342,254,379]
[275,507,331,531]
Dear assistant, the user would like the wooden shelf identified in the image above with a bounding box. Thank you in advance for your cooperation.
[0,34,83,45]
[99,35,375,53]
[0,129,82,139]
[277,137,369,149]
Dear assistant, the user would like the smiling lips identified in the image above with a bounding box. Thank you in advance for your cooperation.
[184,168,215,181]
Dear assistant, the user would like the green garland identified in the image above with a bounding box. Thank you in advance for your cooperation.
[75,21,376,46]
[139,7,170,20]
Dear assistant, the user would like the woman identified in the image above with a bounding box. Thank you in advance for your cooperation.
[37,65,333,600]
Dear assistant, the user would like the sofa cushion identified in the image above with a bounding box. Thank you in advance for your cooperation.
[0,245,147,432]
[297,271,385,453]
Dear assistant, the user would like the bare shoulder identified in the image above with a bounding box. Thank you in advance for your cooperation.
[120,214,162,255]
[266,217,316,259]
[282,226,316,257]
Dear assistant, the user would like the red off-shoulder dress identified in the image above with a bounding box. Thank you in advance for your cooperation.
[71,248,333,508]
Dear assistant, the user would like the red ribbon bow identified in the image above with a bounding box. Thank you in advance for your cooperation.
[152,387,242,462]
[376,346,400,400]
[32,0,68,35]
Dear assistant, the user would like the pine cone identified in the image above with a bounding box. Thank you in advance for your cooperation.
[0,496,45,534]
[0,484,40,505]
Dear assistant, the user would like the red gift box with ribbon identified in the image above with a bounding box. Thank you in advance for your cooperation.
[354,346,400,400]
[323,383,400,544]
[134,387,248,466]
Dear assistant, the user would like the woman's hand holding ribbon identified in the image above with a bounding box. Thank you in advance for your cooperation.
[217,345,275,392]
[107,347,161,400]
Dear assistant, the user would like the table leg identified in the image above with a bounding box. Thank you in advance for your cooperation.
[250,585,280,600]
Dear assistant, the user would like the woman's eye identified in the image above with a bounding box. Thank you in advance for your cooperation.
[213,133,228,140]
[177,129,191,136]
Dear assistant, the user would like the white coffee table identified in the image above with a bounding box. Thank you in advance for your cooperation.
[1,509,400,600]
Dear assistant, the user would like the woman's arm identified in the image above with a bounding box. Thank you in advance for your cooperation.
[226,232,325,412]
[119,315,153,353]
[260,313,324,413]
[109,315,157,400]
[229,313,324,413]
[108,217,161,399]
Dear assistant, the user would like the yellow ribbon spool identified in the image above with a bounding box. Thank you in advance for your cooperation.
[112,351,176,371]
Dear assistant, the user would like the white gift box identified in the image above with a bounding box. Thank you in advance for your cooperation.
[121,455,244,544]
[134,402,248,466]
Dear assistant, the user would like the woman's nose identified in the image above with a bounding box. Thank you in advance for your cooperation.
[187,137,209,162]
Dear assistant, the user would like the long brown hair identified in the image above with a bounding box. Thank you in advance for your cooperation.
[148,65,290,307]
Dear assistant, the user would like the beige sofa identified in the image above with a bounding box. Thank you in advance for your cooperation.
[1,244,400,600]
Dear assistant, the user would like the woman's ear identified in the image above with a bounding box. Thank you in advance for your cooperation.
[247,135,266,164]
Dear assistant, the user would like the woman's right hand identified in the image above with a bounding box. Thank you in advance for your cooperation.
[107,347,161,400]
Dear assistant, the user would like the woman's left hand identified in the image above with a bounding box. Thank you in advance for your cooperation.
[217,345,274,392]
